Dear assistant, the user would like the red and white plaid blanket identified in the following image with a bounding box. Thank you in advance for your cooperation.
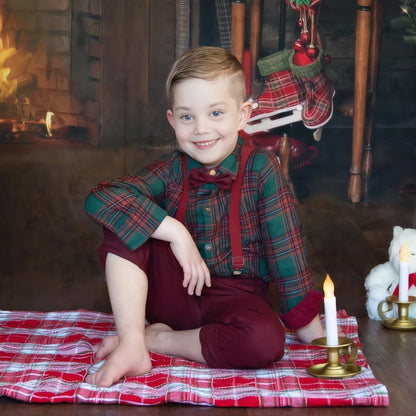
[0,309,388,407]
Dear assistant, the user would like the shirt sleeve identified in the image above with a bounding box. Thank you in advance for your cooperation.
[84,152,181,251]
[256,153,321,318]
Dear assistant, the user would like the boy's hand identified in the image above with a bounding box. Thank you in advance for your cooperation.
[151,216,211,296]
[170,235,211,296]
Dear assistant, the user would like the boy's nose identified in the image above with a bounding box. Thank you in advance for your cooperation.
[194,118,210,134]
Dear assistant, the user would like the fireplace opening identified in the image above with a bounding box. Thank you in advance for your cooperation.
[0,0,101,145]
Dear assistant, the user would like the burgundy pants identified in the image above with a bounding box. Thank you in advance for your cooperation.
[99,229,285,369]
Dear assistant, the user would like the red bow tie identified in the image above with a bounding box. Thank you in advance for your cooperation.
[393,272,416,296]
[188,167,233,190]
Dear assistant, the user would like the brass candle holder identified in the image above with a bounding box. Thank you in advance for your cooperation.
[307,336,361,379]
[378,295,416,330]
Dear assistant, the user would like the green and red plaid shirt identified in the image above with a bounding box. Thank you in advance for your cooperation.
[85,137,318,319]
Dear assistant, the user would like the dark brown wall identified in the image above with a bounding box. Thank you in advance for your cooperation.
[100,0,176,147]
[0,144,168,312]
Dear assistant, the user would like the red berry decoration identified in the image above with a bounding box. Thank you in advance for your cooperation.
[293,40,304,51]
[306,45,318,58]
[300,31,310,45]
[297,18,303,28]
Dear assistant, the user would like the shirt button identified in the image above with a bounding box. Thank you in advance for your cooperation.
[205,243,212,251]
[209,169,216,176]
[204,206,211,213]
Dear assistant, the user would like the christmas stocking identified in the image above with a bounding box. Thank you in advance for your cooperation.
[248,49,306,125]
[289,48,335,130]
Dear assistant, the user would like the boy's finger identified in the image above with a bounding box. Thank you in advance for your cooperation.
[204,269,211,287]
[182,269,191,288]
[187,275,198,295]
[186,267,199,295]
[194,275,205,296]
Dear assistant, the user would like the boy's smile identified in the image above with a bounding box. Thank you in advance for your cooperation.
[167,75,252,168]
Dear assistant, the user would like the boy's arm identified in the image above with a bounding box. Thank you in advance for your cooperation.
[151,216,211,296]
[255,153,323,334]
[85,153,182,252]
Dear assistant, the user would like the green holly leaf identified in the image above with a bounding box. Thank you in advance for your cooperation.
[289,0,311,6]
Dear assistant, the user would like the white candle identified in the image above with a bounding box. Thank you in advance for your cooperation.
[399,244,410,302]
[323,274,339,346]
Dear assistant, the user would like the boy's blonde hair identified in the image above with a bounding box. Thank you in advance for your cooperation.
[166,46,246,108]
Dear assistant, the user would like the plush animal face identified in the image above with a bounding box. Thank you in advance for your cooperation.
[389,226,416,274]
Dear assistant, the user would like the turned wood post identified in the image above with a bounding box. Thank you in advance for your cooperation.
[231,0,246,64]
[249,0,262,90]
[348,0,373,203]
[362,0,383,181]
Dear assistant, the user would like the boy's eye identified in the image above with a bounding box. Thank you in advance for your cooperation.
[211,110,222,117]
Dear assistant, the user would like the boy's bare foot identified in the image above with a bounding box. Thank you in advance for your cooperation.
[86,336,152,387]
[91,334,119,363]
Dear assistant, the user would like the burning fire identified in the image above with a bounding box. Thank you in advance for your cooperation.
[45,111,55,137]
[0,12,17,102]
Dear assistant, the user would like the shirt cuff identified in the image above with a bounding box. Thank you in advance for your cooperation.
[279,289,323,330]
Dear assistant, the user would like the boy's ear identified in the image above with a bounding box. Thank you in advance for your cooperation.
[238,100,253,130]
[166,109,175,129]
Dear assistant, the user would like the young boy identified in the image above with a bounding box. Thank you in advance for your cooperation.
[84,46,325,387]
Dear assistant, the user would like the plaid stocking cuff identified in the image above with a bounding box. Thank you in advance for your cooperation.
[257,49,292,76]
[289,49,326,79]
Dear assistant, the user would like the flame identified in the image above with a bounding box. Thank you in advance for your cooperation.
[323,274,335,298]
[0,12,17,102]
[400,244,410,263]
[45,111,55,137]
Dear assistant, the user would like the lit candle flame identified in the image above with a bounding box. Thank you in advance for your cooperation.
[323,274,335,298]
[400,244,410,262]
[46,111,55,137]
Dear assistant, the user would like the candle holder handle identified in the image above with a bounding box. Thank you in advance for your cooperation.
[377,297,394,324]
[340,341,358,365]
[378,295,416,330]
[307,337,361,379]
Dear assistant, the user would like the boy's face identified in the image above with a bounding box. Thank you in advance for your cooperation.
[167,75,252,168]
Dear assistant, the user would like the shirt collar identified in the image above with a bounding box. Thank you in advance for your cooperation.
[184,136,244,179]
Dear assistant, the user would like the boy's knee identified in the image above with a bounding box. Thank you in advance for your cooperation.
[201,313,285,369]
[237,316,285,367]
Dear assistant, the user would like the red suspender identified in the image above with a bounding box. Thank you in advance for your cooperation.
[177,143,254,274]
[174,155,189,223]
[229,144,254,274]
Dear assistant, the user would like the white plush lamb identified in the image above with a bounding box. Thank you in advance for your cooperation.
[365,226,416,320]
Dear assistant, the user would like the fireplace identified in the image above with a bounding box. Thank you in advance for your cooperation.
[0,0,102,145]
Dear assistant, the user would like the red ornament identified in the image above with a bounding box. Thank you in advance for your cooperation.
[306,45,318,58]
[292,40,304,51]
[300,31,310,45]
[297,18,303,28]
[292,48,315,66]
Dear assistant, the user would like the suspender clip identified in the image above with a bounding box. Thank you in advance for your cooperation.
[232,256,244,275]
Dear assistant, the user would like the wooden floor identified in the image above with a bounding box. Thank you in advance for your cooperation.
[1,126,416,415]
